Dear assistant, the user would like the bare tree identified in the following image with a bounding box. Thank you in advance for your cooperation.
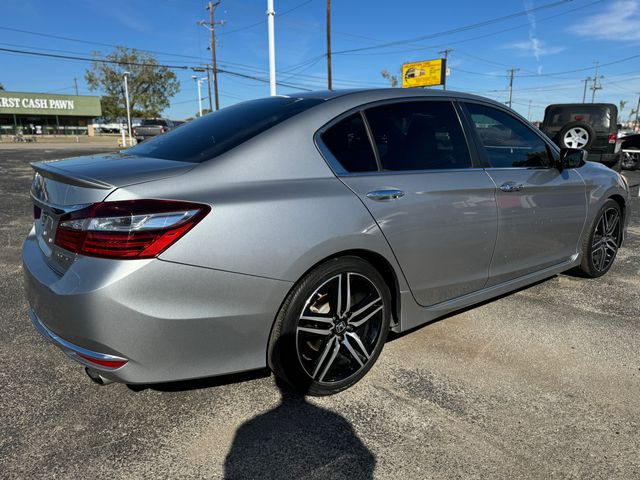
[381,69,399,88]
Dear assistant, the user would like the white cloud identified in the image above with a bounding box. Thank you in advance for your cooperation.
[569,0,640,41]
[518,0,566,73]
[501,40,566,57]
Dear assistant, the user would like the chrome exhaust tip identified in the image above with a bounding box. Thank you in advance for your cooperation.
[85,367,114,386]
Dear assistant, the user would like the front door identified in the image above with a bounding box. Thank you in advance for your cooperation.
[463,102,587,285]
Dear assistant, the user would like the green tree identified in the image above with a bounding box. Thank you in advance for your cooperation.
[0,82,4,91]
[85,46,180,121]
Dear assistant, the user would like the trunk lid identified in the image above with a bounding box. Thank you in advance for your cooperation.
[30,153,196,274]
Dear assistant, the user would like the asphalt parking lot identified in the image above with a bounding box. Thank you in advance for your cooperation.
[1,146,639,479]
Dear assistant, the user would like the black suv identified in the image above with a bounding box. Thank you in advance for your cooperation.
[541,103,621,171]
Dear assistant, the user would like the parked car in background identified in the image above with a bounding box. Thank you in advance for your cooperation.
[133,118,177,143]
[23,89,630,396]
[617,129,636,139]
[541,103,621,171]
[620,133,640,170]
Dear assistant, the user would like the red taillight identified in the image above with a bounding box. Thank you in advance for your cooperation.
[77,353,127,369]
[608,133,617,144]
[54,199,210,259]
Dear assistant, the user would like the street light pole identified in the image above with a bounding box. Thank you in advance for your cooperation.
[326,0,332,90]
[192,76,204,117]
[267,0,277,96]
[123,71,133,147]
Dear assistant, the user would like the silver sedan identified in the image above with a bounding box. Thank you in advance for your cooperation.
[23,89,630,395]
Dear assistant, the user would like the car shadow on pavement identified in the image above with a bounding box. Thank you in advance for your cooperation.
[223,376,376,480]
[387,276,555,343]
[126,368,272,393]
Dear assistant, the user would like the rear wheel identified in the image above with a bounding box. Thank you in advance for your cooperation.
[577,199,623,278]
[268,256,391,396]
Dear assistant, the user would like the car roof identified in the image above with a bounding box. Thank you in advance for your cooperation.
[544,103,617,109]
[290,88,507,107]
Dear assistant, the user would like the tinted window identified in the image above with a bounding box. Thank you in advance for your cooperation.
[322,113,378,172]
[125,97,323,163]
[545,105,611,130]
[466,103,551,168]
[142,119,168,126]
[364,101,471,171]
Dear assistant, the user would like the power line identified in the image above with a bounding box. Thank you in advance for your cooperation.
[334,0,602,57]
[332,0,573,54]
[0,46,314,91]
[217,0,314,36]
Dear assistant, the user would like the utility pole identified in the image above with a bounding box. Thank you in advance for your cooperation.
[634,94,640,131]
[527,99,532,121]
[204,65,213,111]
[326,0,332,90]
[507,68,519,109]
[438,49,452,90]
[198,2,224,110]
[267,0,276,96]
[582,77,592,103]
[591,62,603,103]
[73,78,78,96]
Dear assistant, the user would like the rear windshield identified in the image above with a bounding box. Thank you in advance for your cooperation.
[141,119,168,126]
[125,97,323,163]
[545,105,612,130]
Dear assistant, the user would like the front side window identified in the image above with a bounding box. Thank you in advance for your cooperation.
[364,101,471,171]
[465,103,551,168]
[322,113,378,173]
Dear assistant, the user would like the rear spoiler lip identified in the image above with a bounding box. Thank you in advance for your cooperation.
[30,162,113,190]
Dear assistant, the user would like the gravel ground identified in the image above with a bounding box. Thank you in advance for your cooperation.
[1,147,638,479]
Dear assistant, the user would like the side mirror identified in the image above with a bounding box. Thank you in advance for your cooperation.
[558,148,587,170]
[617,123,623,130]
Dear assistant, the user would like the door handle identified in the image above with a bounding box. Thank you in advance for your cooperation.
[366,189,405,201]
[499,182,524,193]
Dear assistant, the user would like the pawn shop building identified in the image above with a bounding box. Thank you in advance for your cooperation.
[0,91,102,136]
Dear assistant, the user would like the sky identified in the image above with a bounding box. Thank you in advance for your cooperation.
[1,0,639,122]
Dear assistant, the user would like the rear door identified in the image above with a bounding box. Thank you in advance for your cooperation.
[318,99,498,306]
[462,101,587,286]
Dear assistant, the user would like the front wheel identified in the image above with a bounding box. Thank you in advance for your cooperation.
[268,256,391,396]
[577,199,623,278]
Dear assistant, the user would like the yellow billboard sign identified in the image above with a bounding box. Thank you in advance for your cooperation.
[402,59,446,88]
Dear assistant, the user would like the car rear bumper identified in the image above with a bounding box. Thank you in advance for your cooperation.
[23,228,292,384]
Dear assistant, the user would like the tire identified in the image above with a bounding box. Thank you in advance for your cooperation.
[558,121,596,150]
[268,256,391,396]
[577,199,623,278]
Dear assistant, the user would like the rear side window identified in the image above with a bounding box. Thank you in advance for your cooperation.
[364,101,471,171]
[125,97,323,163]
[142,119,168,126]
[545,105,611,130]
[322,113,378,172]
[465,103,551,168]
